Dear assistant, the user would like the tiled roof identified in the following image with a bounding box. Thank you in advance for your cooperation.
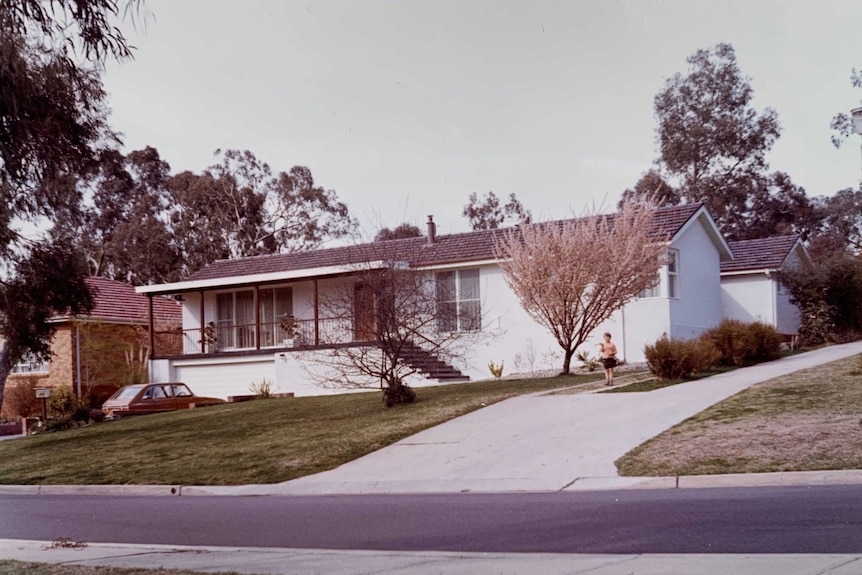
[60,277,182,325]
[186,203,705,284]
[721,235,801,273]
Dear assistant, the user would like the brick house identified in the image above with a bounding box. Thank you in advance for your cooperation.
[1,277,181,415]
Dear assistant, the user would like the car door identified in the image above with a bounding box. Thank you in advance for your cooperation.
[134,384,179,414]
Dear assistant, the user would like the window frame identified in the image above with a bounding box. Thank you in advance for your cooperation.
[436,268,481,333]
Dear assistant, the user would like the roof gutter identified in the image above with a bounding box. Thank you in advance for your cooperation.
[136,261,389,296]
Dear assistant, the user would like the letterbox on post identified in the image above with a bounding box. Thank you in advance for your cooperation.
[34,388,50,421]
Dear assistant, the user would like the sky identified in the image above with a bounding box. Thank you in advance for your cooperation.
[103,0,862,237]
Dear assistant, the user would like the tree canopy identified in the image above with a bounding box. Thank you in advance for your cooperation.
[495,201,667,375]
[463,191,531,230]
[0,0,134,409]
[654,43,781,235]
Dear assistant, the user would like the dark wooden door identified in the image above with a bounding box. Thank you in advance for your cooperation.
[354,283,376,341]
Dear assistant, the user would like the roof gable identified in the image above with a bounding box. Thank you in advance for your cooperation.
[721,235,803,273]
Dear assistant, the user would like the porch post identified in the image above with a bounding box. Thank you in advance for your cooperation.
[254,285,261,350]
[199,289,206,353]
[147,295,155,358]
[314,278,320,346]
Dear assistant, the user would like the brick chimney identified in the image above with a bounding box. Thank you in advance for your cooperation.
[426,215,436,244]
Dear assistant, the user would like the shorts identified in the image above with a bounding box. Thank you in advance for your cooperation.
[602,357,617,369]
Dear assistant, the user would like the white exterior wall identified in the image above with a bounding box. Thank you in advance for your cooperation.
[668,217,724,340]
[721,275,775,326]
[459,263,558,379]
[721,273,800,335]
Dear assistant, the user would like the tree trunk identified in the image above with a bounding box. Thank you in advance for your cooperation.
[561,347,574,375]
[0,342,10,416]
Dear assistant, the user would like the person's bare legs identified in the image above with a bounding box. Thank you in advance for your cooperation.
[604,367,613,385]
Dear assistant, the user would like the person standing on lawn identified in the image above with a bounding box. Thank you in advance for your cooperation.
[598,332,618,386]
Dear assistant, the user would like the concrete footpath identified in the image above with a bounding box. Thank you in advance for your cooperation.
[2,539,862,575]
[3,341,862,574]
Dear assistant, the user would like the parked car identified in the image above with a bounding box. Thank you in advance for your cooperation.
[101,383,226,419]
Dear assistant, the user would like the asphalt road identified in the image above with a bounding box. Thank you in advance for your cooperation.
[3,485,861,554]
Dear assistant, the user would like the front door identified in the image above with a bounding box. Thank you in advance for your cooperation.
[354,283,376,341]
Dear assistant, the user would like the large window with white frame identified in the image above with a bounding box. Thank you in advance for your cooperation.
[259,286,294,347]
[215,290,254,349]
[436,269,481,333]
[215,287,294,350]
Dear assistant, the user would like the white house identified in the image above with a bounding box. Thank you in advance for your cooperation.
[720,235,807,337]
[136,203,734,399]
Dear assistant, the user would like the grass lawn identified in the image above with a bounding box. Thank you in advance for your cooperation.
[0,373,604,486]
[616,353,862,476]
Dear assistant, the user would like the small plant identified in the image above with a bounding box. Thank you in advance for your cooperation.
[488,360,504,379]
[201,321,217,346]
[279,315,301,341]
[575,350,600,372]
[249,378,276,399]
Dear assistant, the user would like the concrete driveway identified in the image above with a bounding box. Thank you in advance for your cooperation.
[214,341,862,496]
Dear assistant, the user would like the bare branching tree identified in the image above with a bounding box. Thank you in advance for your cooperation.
[495,200,668,375]
[300,243,485,407]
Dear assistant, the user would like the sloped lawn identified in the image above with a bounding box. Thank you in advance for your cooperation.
[0,373,601,486]
[616,354,862,476]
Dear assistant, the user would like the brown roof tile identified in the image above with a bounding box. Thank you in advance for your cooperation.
[721,235,801,273]
[62,277,182,325]
[186,203,704,284]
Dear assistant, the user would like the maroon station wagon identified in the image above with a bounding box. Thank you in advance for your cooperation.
[102,383,226,419]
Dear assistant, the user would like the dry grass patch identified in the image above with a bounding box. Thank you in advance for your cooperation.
[617,354,862,476]
[0,560,252,575]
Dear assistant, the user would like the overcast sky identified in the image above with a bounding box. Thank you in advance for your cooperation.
[103,0,862,237]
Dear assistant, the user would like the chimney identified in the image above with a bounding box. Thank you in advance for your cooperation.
[426,215,437,244]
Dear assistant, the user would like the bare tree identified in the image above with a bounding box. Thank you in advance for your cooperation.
[300,243,485,407]
[495,200,668,375]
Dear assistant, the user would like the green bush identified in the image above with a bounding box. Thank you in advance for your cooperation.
[45,385,90,431]
[703,319,783,366]
[746,322,784,363]
[644,335,719,380]
[383,382,416,407]
[702,319,749,366]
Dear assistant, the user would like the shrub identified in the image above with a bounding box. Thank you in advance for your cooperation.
[383,382,416,407]
[249,378,275,398]
[644,335,719,380]
[746,322,784,363]
[703,319,750,366]
[703,319,783,366]
[575,351,600,372]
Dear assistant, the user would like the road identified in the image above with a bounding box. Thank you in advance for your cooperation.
[2,485,861,554]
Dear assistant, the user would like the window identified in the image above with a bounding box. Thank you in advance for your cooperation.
[436,269,481,332]
[667,249,679,298]
[11,354,49,374]
[215,290,254,349]
[638,250,679,299]
[260,287,293,346]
